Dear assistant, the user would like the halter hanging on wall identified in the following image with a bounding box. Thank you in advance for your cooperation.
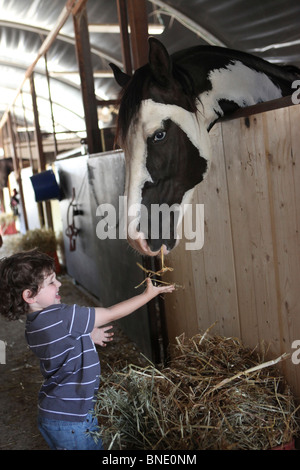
[65,187,83,252]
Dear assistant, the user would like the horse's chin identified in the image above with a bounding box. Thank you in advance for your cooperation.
[128,236,169,257]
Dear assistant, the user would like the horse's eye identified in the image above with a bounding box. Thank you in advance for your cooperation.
[153,130,166,142]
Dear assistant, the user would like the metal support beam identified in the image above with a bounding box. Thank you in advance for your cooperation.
[30,75,46,173]
[30,74,53,230]
[7,111,29,231]
[73,5,102,154]
[44,54,58,158]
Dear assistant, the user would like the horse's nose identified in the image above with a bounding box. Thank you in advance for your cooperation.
[127,232,160,256]
[148,236,175,254]
[127,227,171,256]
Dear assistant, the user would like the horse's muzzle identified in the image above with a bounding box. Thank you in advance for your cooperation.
[127,232,169,257]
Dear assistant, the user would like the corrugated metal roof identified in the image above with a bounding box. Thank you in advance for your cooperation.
[0,0,299,138]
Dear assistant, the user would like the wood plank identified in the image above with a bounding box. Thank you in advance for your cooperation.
[263,106,300,394]
[192,123,240,339]
[287,104,300,396]
[163,238,198,343]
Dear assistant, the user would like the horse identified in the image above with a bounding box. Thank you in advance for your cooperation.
[110,38,300,257]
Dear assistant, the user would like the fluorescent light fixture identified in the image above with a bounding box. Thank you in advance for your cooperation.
[88,24,164,34]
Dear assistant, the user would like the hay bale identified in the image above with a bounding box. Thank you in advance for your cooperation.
[94,330,299,450]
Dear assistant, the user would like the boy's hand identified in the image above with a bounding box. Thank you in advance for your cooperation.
[91,325,114,347]
[144,277,175,298]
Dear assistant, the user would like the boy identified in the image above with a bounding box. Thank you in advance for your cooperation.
[0,249,174,450]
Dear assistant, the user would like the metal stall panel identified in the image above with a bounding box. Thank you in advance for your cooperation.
[56,151,153,359]
[56,155,103,298]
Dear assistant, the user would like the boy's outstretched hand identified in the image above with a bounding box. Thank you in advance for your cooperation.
[144,277,175,299]
[91,325,114,347]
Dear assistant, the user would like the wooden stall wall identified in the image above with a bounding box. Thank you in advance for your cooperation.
[163,103,300,398]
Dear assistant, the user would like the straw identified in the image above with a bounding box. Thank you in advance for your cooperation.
[93,330,299,450]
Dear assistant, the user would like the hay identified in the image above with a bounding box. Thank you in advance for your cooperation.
[94,330,299,450]
[18,228,57,253]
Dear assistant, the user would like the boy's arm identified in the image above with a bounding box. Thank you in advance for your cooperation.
[94,278,174,328]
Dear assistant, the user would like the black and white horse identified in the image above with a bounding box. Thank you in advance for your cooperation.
[111,38,299,257]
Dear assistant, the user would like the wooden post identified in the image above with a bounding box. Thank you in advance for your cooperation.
[20,90,35,170]
[73,5,102,154]
[123,0,168,362]
[116,0,133,75]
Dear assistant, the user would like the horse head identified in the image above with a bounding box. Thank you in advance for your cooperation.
[111,38,299,257]
[111,38,210,256]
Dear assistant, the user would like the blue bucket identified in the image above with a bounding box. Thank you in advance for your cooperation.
[30,169,61,202]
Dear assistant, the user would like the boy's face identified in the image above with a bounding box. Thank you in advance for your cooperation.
[26,271,62,312]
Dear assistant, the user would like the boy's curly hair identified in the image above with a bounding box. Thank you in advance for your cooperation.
[0,248,55,320]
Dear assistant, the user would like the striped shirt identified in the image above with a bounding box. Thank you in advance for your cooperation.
[25,303,100,422]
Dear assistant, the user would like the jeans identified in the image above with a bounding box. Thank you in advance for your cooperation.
[38,411,104,450]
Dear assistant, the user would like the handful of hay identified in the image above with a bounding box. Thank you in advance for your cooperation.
[94,331,299,450]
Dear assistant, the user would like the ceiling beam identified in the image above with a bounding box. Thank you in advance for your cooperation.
[0,19,123,67]
[147,0,226,47]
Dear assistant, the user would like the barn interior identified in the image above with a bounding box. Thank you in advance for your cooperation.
[0,0,300,451]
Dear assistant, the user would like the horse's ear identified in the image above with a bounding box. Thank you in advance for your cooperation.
[148,37,172,86]
[109,63,131,88]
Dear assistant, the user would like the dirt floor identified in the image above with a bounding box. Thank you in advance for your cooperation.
[0,235,147,450]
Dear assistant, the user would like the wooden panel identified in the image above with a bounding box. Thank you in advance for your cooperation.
[163,103,300,397]
[262,107,300,393]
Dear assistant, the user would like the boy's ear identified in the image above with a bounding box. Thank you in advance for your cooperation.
[22,289,35,305]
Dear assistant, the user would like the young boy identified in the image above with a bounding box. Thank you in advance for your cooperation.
[0,249,174,450]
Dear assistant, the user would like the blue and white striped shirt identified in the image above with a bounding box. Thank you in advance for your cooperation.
[25,304,100,422]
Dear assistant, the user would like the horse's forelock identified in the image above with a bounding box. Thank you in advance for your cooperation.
[115,66,150,147]
[115,61,198,148]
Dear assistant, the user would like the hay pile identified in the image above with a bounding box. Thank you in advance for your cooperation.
[94,330,299,450]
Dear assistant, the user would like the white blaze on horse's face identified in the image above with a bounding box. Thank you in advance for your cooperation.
[124,98,211,256]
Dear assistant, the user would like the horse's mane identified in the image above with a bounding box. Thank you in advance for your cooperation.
[115,61,198,147]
